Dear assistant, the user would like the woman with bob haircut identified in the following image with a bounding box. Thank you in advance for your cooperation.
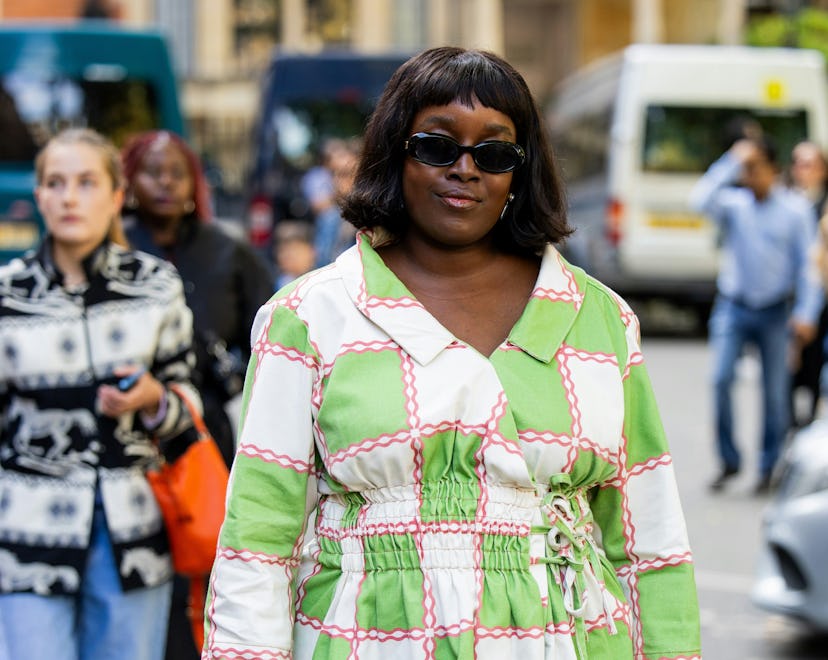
[341,47,567,253]
[202,47,700,660]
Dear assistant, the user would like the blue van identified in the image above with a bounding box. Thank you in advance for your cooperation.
[246,50,410,251]
[0,21,184,264]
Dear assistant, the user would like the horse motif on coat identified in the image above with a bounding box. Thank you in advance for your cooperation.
[6,398,98,475]
[0,548,79,595]
[120,546,172,584]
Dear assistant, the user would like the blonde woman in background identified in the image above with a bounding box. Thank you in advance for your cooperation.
[0,128,200,660]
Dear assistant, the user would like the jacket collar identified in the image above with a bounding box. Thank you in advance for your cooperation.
[336,232,587,365]
[34,236,113,287]
[122,214,199,258]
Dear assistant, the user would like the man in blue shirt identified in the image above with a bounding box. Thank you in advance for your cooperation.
[691,136,823,494]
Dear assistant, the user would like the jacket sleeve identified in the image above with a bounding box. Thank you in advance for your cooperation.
[590,303,701,659]
[202,299,318,658]
[234,240,276,364]
[689,151,742,228]
[791,204,824,325]
[145,262,202,441]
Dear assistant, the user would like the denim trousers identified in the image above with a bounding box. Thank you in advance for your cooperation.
[708,296,791,477]
[0,496,172,660]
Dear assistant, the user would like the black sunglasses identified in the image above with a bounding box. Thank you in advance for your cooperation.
[404,133,526,174]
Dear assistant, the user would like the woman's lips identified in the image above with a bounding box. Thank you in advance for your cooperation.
[439,192,479,210]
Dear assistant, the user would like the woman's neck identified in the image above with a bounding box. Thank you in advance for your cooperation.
[382,235,499,280]
[52,242,93,287]
[379,236,539,301]
[138,212,183,248]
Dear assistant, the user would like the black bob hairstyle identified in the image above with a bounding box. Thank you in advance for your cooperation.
[340,46,572,255]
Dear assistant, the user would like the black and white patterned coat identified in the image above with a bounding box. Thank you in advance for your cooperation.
[0,239,200,594]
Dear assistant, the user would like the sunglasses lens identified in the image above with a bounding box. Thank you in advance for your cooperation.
[475,143,522,173]
[406,134,524,173]
[412,135,458,167]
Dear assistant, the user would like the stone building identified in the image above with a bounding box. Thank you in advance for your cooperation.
[1,0,821,198]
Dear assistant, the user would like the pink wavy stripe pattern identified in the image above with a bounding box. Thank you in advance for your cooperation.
[216,547,299,568]
[202,647,291,659]
[237,444,314,472]
[315,517,532,542]
[294,613,556,643]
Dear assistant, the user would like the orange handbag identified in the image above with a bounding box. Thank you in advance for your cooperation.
[146,383,229,577]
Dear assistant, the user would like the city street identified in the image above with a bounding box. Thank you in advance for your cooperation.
[641,335,828,659]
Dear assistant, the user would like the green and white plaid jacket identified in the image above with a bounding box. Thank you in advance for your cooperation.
[203,232,701,660]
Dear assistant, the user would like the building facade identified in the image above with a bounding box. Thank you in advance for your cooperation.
[1,0,818,199]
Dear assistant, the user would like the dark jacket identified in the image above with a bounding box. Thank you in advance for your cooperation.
[123,216,274,465]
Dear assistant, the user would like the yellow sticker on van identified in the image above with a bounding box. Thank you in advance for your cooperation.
[764,79,786,104]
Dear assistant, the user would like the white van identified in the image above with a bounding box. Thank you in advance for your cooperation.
[547,44,828,310]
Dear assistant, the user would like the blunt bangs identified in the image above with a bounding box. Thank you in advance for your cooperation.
[401,50,530,142]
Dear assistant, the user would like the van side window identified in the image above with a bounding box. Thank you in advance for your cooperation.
[0,82,38,161]
[0,72,161,158]
[551,108,611,182]
[643,105,809,174]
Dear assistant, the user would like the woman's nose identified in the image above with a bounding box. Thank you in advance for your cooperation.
[157,171,175,187]
[62,183,78,204]
[448,152,480,178]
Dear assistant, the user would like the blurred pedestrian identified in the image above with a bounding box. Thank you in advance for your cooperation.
[691,136,823,494]
[325,137,360,260]
[0,128,200,660]
[120,130,273,660]
[300,138,342,265]
[272,220,316,290]
[301,137,361,267]
[203,46,700,660]
[788,141,828,427]
[789,141,828,215]
[121,130,272,466]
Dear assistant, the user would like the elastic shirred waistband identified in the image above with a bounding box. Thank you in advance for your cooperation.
[313,482,540,572]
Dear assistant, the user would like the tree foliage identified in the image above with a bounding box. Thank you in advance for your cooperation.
[746,8,828,61]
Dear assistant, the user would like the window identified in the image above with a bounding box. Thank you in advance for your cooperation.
[642,104,808,173]
[550,108,612,183]
[234,0,280,70]
[0,72,160,162]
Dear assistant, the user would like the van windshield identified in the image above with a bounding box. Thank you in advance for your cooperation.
[0,73,161,162]
[642,105,808,173]
[269,99,369,170]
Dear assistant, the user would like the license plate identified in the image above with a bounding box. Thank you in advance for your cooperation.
[645,212,708,229]
[0,221,39,250]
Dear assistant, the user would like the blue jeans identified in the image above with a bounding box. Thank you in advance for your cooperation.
[709,296,791,477]
[0,498,172,660]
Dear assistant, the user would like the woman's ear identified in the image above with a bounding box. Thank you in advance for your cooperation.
[32,186,49,219]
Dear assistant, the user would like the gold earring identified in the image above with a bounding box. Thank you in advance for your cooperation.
[183,200,195,214]
[124,192,138,209]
